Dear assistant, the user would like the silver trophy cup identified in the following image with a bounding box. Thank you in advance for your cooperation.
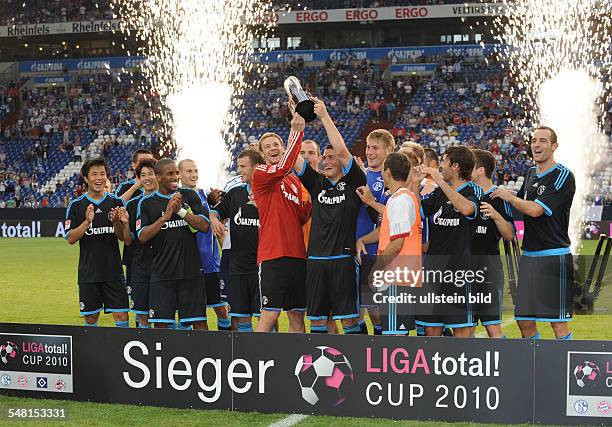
[283,76,316,123]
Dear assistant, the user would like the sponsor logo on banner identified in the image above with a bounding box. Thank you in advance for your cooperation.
[0,221,41,238]
[36,376,48,388]
[255,3,505,25]
[573,361,601,388]
[566,351,612,417]
[295,346,354,406]
[0,374,10,386]
[0,19,124,38]
[574,399,588,414]
[0,340,18,364]
[6,24,51,36]
[0,220,67,238]
[598,400,611,415]
[253,44,497,64]
[20,56,145,74]
[0,333,73,393]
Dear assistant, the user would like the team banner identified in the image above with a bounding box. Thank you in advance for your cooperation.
[0,323,610,424]
[534,340,612,422]
[256,3,505,25]
[0,333,72,394]
[232,332,533,423]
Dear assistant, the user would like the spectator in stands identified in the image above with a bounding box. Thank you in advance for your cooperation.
[74,144,83,162]
[386,99,396,122]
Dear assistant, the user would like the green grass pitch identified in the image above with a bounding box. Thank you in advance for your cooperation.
[0,238,610,426]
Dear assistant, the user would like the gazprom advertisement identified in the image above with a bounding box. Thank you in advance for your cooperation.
[19,56,146,74]
[19,44,499,73]
[253,44,497,63]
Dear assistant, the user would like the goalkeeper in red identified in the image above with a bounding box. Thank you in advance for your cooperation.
[252,113,311,333]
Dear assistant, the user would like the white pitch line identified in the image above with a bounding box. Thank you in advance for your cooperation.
[269,414,309,427]
[475,317,515,338]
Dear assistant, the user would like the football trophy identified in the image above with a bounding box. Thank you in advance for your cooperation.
[283,76,316,122]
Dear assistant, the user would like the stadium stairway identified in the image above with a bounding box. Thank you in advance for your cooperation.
[38,133,106,195]
[40,160,84,195]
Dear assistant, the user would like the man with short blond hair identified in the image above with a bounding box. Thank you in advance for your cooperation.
[252,114,312,333]
[258,132,284,161]
[354,128,396,335]
[399,141,425,165]
[210,150,265,332]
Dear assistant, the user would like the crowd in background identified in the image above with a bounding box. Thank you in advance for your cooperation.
[0,0,113,26]
[0,0,481,26]
[0,71,161,208]
[272,0,469,10]
[1,51,611,208]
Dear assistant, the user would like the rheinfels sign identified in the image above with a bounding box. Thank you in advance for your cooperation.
[0,20,124,38]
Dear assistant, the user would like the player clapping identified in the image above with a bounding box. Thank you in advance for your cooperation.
[65,159,130,327]
[136,159,211,330]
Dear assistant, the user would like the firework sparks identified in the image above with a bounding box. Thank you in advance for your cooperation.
[478,0,612,252]
[111,0,275,187]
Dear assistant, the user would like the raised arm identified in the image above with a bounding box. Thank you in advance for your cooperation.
[313,98,351,168]
[491,188,544,218]
[117,179,141,203]
[253,113,305,189]
[419,166,475,218]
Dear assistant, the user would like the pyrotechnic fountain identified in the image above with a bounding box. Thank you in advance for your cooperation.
[474,0,611,252]
[112,0,273,187]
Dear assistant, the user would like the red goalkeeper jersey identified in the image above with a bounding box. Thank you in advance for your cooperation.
[252,130,311,264]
